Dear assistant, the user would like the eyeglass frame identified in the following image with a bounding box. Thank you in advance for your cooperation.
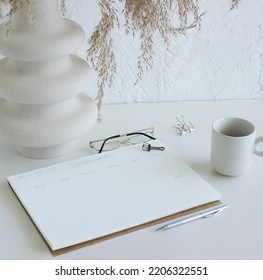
[89,127,156,153]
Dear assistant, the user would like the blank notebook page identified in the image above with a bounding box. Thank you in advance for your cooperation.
[8,140,221,251]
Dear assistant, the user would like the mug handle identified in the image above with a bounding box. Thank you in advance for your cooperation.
[254,137,263,156]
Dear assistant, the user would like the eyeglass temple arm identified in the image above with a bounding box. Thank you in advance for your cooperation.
[127,132,156,140]
[98,134,121,153]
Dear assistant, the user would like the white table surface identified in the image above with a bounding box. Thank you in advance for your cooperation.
[0,99,263,260]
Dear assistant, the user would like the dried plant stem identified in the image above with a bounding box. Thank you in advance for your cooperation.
[231,0,240,9]
[0,0,242,111]
[87,0,205,107]
[123,0,203,84]
[87,0,118,113]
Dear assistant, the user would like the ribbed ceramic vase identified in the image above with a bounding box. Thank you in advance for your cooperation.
[0,0,97,158]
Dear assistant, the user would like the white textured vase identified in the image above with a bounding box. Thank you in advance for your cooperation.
[0,0,97,158]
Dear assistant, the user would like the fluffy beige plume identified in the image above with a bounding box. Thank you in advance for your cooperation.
[0,0,241,110]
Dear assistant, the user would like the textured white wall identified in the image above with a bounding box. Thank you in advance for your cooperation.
[65,0,263,104]
[1,0,262,104]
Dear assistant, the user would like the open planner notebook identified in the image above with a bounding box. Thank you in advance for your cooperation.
[8,139,221,255]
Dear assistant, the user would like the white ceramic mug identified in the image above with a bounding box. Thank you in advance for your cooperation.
[210,117,263,176]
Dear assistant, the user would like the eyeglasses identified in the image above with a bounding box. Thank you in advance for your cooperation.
[89,127,156,153]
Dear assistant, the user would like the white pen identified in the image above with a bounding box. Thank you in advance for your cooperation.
[156,204,229,231]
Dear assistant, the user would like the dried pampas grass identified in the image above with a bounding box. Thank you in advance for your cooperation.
[0,0,66,34]
[0,0,33,35]
[87,0,205,110]
[88,0,240,110]
[0,0,241,110]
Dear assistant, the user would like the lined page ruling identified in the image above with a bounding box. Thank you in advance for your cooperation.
[8,139,221,254]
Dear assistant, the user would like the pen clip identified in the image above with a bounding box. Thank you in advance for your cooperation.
[203,208,226,218]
